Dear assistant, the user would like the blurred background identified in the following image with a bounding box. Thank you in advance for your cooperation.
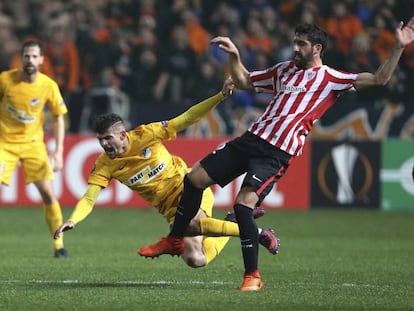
[1,0,413,138]
[1,0,414,210]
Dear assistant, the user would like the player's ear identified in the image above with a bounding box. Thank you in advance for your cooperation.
[313,43,322,55]
[120,130,127,140]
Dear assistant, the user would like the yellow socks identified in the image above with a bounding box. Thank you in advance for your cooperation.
[202,236,230,264]
[199,217,240,237]
[44,201,64,250]
[199,217,240,264]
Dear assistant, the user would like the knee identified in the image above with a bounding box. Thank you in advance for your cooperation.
[39,189,55,204]
[182,253,207,268]
[186,218,201,235]
[187,165,211,189]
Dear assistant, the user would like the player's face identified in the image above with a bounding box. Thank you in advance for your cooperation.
[22,46,44,75]
[97,129,127,159]
[292,34,315,69]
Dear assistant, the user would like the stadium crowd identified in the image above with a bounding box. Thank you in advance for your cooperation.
[0,0,413,134]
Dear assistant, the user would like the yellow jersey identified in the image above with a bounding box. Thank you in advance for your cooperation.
[89,120,188,215]
[0,69,67,144]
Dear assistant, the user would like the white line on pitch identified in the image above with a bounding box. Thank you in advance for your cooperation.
[0,279,235,285]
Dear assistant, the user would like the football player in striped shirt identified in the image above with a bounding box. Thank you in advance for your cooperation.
[141,17,414,291]
[0,41,69,258]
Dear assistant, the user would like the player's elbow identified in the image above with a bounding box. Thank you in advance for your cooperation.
[376,76,390,86]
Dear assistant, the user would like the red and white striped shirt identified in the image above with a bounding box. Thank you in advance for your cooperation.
[249,60,358,156]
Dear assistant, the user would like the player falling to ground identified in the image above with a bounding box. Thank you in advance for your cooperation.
[54,78,278,268]
[0,40,69,258]
[139,17,414,291]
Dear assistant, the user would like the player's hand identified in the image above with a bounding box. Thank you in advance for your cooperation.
[221,77,235,97]
[54,221,75,239]
[52,151,64,172]
[211,36,240,57]
[395,17,414,48]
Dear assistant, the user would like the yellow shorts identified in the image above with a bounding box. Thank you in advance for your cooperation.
[0,142,54,185]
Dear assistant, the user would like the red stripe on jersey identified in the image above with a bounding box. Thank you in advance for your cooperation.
[267,69,309,141]
[248,61,357,155]
[251,63,296,136]
[284,76,332,153]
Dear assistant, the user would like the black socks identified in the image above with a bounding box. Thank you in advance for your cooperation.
[170,175,204,237]
[234,204,259,273]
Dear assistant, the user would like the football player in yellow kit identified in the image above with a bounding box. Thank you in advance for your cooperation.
[54,78,278,267]
[0,40,69,257]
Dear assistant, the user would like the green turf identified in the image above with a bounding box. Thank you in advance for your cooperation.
[0,207,413,311]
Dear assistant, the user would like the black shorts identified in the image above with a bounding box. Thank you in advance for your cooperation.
[200,131,293,206]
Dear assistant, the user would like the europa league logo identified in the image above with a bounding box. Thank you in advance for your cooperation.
[317,144,373,204]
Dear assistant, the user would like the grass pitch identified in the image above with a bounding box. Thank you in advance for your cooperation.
[0,207,413,311]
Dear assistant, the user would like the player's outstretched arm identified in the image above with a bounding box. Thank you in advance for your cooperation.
[355,16,414,90]
[53,184,102,239]
[172,77,234,132]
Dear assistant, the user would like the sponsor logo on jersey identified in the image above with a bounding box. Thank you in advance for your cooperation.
[279,83,307,92]
[129,161,166,185]
[6,104,35,123]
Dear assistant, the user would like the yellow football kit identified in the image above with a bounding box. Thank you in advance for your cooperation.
[88,121,214,223]
[68,92,239,264]
[0,68,68,252]
[0,69,67,184]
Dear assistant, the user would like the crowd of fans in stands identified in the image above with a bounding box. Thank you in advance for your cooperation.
[0,0,413,134]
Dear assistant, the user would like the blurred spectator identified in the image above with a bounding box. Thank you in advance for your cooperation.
[0,14,19,72]
[43,13,80,133]
[369,12,395,62]
[79,66,131,133]
[297,0,324,26]
[126,47,160,105]
[44,15,79,97]
[153,24,197,104]
[322,36,347,70]
[355,0,377,25]
[346,31,380,73]
[187,60,226,137]
[325,0,364,54]
[181,8,210,55]
[245,16,273,54]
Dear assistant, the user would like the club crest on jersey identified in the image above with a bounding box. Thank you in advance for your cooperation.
[128,161,166,185]
[306,71,316,81]
[31,98,40,106]
[142,147,151,158]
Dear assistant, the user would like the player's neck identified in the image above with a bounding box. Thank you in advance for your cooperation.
[307,58,323,69]
[20,71,38,83]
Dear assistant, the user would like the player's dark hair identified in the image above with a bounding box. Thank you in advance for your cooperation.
[294,23,328,55]
[94,113,125,134]
[21,40,44,56]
